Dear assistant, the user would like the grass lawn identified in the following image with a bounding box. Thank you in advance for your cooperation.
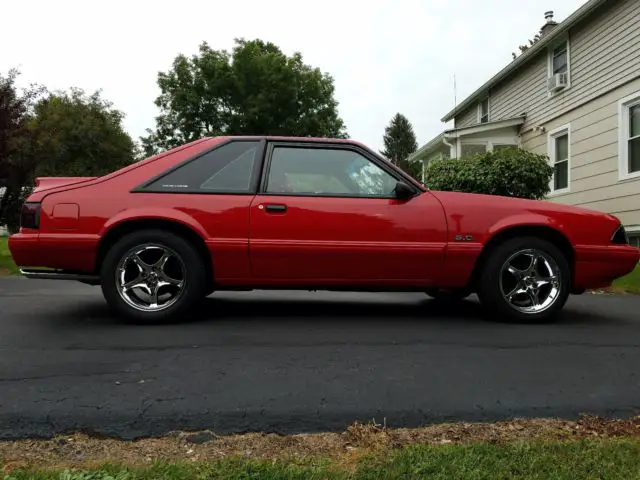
[0,237,19,275]
[2,417,640,479]
[3,438,640,479]
[611,264,640,294]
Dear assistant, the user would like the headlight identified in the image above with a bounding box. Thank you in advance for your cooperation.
[611,224,629,245]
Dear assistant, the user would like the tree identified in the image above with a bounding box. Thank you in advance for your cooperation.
[0,69,45,232]
[380,113,420,179]
[0,75,134,232]
[425,147,554,200]
[29,88,135,178]
[141,38,348,155]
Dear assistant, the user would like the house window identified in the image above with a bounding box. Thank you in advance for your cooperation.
[493,144,517,152]
[619,92,640,180]
[547,39,570,93]
[548,124,571,193]
[460,143,487,157]
[478,98,489,123]
[551,43,568,75]
[629,234,640,249]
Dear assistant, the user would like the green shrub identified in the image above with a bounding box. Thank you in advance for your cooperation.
[425,147,554,200]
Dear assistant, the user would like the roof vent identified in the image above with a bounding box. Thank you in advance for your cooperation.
[540,10,558,36]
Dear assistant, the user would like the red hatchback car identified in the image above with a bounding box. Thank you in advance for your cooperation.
[9,136,640,323]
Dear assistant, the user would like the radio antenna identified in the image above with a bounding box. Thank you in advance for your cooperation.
[453,73,457,117]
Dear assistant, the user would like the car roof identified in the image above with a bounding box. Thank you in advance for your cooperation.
[208,135,364,146]
[201,136,427,192]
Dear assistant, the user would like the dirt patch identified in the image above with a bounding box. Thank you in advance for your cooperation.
[2,415,639,472]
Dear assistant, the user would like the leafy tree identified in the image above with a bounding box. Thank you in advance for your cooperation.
[30,88,135,177]
[425,147,553,200]
[380,113,420,179]
[141,38,348,155]
[0,69,45,232]
[0,74,134,232]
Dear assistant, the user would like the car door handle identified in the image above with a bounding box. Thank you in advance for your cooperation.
[264,204,287,213]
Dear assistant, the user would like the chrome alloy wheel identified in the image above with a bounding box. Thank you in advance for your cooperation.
[115,244,186,312]
[499,248,561,314]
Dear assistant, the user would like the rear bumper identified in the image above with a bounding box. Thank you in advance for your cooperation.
[574,244,640,290]
[7,233,41,266]
[8,232,99,273]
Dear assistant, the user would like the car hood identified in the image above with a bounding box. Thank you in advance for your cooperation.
[428,190,621,244]
[431,190,612,215]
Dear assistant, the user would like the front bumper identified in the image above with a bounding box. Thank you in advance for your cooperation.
[573,244,640,290]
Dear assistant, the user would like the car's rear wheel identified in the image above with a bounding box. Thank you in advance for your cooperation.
[477,236,571,323]
[100,229,207,323]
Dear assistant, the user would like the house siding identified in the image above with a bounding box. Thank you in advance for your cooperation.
[489,0,640,128]
[447,0,640,229]
[521,76,640,228]
[453,0,640,132]
[453,106,477,128]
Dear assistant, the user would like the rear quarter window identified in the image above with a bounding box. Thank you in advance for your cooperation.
[143,141,261,193]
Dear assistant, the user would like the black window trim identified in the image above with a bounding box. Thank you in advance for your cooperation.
[131,138,268,195]
[258,140,422,200]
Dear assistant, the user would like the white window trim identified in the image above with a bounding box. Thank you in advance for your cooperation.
[618,90,640,181]
[477,97,490,124]
[547,123,571,195]
[547,35,571,96]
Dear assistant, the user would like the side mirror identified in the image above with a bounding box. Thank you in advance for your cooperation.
[394,181,415,200]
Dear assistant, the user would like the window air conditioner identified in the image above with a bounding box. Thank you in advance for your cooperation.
[547,72,568,92]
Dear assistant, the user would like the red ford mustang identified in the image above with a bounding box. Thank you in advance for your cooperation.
[8,136,640,323]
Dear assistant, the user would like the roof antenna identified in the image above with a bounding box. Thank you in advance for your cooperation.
[453,73,457,119]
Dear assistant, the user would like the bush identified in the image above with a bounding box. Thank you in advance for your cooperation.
[425,147,554,200]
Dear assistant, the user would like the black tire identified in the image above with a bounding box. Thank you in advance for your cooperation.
[476,236,571,324]
[100,229,207,324]
[425,288,471,301]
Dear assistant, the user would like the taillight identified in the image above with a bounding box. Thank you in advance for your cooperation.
[20,202,41,229]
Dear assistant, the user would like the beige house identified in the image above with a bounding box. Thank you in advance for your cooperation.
[411,0,640,247]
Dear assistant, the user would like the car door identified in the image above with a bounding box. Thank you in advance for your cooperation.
[132,138,265,283]
[248,141,448,285]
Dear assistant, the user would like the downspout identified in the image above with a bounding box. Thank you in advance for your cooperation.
[442,135,455,158]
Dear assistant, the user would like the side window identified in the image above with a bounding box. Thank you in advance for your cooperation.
[265,146,398,197]
[145,141,260,193]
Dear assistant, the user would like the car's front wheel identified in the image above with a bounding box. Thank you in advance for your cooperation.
[100,230,207,323]
[477,236,571,323]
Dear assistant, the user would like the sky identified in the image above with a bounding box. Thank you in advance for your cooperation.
[2,0,588,152]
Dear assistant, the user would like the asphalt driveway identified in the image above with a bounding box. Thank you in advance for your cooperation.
[1,278,639,440]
